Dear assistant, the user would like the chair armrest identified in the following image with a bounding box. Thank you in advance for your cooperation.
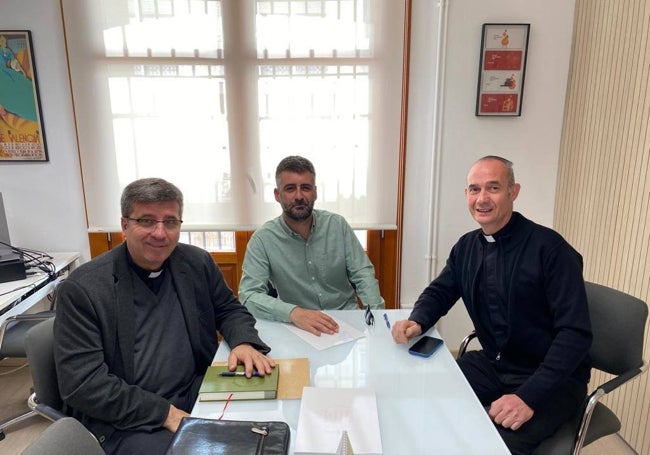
[28,393,66,422]
[597,361,647,394]
[572,360,648,455]
[457,330,478,360]
[7,311,56,322]
[34,404,66,422]
[0,312,56,348]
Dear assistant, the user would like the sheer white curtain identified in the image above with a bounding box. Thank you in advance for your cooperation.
[61,0,405,231]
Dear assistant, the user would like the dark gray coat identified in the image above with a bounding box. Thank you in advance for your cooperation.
[53,242,269,444]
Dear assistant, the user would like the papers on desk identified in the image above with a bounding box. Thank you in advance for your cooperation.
[283,315,365,350]
[295,387,383,455]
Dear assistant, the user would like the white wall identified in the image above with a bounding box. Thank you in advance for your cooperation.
[0,0,89,262]
[2,1,576,345]
[402,0,576,348]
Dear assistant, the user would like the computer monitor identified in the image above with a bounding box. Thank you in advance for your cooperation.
[0,193,21,262]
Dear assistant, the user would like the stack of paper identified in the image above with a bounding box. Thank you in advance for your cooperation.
[295,387,382,455]
[284,315,365,350]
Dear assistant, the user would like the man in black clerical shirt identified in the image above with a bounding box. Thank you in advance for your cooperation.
[54,178,275,454]
[391,156,592,455]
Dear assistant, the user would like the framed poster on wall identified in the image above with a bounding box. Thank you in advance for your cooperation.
[475,23,530,117]
[0,30,48,161]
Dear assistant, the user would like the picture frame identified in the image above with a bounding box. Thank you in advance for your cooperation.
[475,23,530,117]
[0,30,48,161]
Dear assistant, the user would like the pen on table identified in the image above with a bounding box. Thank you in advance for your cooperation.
[219,371,261,377]
[383,313,391,329]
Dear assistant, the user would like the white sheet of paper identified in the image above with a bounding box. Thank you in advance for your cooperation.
[283,315,365,350]
[295,387,382,454]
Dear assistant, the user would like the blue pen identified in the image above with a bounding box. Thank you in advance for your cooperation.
[383,313,391,329]
[219,371,261,377]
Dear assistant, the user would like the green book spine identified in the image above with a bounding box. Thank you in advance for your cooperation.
[198,365,279,401]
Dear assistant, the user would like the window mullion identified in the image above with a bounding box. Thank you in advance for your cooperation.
[221,0,264,226]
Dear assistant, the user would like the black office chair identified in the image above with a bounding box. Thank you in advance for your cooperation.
[457,281,648,455]
[21,417,104,455]
[0,317,63,441]
[0,312,56,360]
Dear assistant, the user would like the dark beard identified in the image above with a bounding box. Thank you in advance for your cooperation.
[283,203,313,221]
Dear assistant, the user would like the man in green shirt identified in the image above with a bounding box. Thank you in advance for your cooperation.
[239,155,385,335]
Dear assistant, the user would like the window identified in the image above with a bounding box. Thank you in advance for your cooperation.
[62,0,405,231]
[178,229,365,252]
[179,231,235,252]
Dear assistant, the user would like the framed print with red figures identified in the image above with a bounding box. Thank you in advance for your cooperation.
[0,30,48,161]
[476,24,530,117]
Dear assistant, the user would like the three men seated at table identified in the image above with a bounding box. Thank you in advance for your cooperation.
[53,155,589,455]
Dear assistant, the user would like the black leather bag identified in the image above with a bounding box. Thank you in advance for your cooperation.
[165,417,290,455]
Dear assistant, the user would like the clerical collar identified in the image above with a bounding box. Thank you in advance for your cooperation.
[481,212,520,243]
[126,250,166,282]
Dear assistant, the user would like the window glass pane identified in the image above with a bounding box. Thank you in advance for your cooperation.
[206,231,235,251]
[108,65,231,204]
[354,229,367,250]
[179,231,235,252]
[103,0,224,58]
[258,64,369,209]
[256,0,371,58]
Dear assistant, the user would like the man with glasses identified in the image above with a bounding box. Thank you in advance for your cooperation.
[239,155,385,336]
[54,178,275,454]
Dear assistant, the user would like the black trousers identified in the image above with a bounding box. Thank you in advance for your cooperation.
[457,350,586,455]
[102,375,204,455]
[103,428,174,455]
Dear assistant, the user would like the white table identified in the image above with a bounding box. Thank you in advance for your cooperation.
[0,252,80,324]
[192,309,510,454]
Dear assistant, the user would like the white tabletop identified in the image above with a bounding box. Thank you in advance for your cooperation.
[192,309,510,455]
[0,252,80,319]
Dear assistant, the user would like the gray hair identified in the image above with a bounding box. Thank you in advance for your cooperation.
[120,178,184,218]
[275,156,316,187]
[475,155,515,188]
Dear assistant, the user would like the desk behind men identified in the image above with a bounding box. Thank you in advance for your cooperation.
[192,309,510,454]
[0,252,80,325]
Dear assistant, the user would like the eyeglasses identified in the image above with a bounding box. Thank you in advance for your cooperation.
[364,305,375,326]
[126,218,183,231]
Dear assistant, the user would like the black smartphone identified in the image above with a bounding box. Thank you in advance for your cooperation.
[408,335,444,358]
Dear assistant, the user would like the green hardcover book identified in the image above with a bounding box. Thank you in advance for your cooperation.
[198,365,279,401]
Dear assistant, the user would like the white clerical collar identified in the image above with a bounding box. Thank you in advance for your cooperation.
[483,235,495,243]
[148,270,163,278]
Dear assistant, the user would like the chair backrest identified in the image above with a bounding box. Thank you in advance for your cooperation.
[21,417,104,455]
[585,281,648,375]
[0,317,29,358]
[24,318,63,411]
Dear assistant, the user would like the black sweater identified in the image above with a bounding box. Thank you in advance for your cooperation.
[409,212,592,410]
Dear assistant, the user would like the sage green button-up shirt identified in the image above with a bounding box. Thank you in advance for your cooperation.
[238,210,385,322]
